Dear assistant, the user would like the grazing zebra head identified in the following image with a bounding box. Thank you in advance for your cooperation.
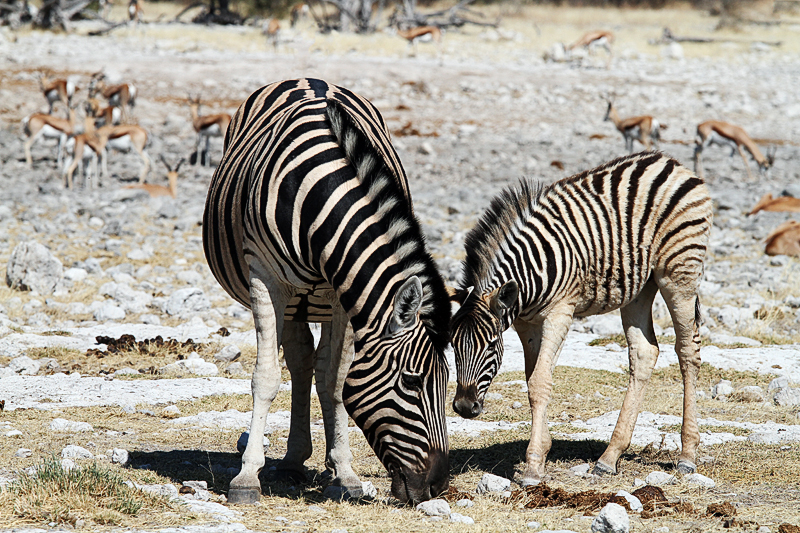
[450,281,518,418]
[345,276,451,503]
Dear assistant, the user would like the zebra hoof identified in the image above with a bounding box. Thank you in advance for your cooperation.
[592,461,616,476]
[227,487,261,504]
[676,460,697,475]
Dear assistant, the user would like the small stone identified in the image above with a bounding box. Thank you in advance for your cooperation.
[61,458,76,471]
[774,387,800,407]
[61,445,94,459]
[94,302,126,321]
[162,405,181,418]
[757,527,770,533]
[570,463,592,476]
[361,481,377,499]
[526,521,541,529]
[615,490,642,512]
[9,356,40,375]
[429,516,443,522]
[591,502,629,533]
[225,362,248,377]
[449,512,475,524]
[655,527,669,533]
[50,418,93,432]
[476,473,511,494]
[456,498,474,508]
[114,367,139,376]
[633,478,645,488]
[416,499,451,516]
[645,471,676,485]
[418,141,436,156]
[734,385,764,403]
[215,344,241,362]
[485,392,503,401]
[769,377,789,391]
[684,473,715,488]
[5,430,22,437]
[712,379,733,398]
[236,430,270,454]
[6,241,63,294]
[111,448,129,465]
[15,448,32,458]
[512,401,523,409]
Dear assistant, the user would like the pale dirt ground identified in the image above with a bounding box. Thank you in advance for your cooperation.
[1,2,800,532]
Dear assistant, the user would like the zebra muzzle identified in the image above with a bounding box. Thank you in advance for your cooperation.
[453,383,483,419]
[387,448,449,504]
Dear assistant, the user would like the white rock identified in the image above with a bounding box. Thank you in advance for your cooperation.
[127,248,153,261]
[114,367,139,376]
[570,463,592,476]
[128,481,179,499]
[774,387,800,407]
[361,481,377,499]
[50,418,93,432]
[512,401,523,409]
[61,445,94,459]
[162,405,182,418]
[6,241,63,294]
[215,344,241,362]
[712,379,733,398]
[165,287,211,316]
[456,498,474,507]
[61,458,76,471]
[757,527,770,533]
[735,385,764,402]
[645,471,675,485]
[476,473,511,494]
[655,527,670,533]
[591,502,629,533]
[9,356,40,375]
[449,512,474,524]
[15,448,31,458]
[769,377,790,391]
[63,267,88,282]
[615,491,642,512]
[94,302,126,321]
[112,448,129,465]
[584,315,623,336]
[225,362,248,377]
[159,356,218,376]
[5,429,22,437]
[683,473,715,488]
[526,521,541,529]
[416,499,451,516]
[485,392,503,400]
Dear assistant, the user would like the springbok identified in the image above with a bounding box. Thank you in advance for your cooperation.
[62,129,105,190]
[694,120,775,181]
[290,2,308,26]
[397,25,442,56]
[263,18,280,49]
[98,123,152,182]
[128,0,142,24]
[188,96,231,167]
[89,72,137,122]
[747,193,800,216]
[87,98,121,127]
[569,30,613,66]
[38,73,78,116]
[765,221,800,256]
[125,155,184,198]
[604,101,661,152]
[22,104,77,167]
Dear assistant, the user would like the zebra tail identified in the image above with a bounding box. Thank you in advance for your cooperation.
[693,295,702,346]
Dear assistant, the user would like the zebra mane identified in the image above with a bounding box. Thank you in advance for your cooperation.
[326,99,451,350]
[460,179,546,291]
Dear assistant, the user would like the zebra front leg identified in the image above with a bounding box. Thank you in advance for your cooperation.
[315,311,362,496]
[521,306,574,486]
[594,280,659,475]
[229,266,291,504]
[276,321,316,482]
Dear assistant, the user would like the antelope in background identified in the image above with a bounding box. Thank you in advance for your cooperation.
[604,101,661,153]
[188,95,231,167]
[290,2,308,27]
[263,18,280,49]
[765,221,800,256]
[101,123,152,182]
[125,155,184,198]
[23,103,78,167]
[128,0,143,24]
[397,25,442,56]
[694,120,775,180]
[39,73,78,116]
[570,30,613,66]
[62,116,106,190]
[89,72,137,122]
[87,98,121,127]
[748,193,800,216]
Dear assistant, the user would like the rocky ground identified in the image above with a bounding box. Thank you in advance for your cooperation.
[1,5,800,532]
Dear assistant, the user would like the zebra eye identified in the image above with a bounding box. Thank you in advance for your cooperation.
[401,371,423,392]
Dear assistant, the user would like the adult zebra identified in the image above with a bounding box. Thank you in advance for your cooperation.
[450,152,712,486]
[203,78,451,504]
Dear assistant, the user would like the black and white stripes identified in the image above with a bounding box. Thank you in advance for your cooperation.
[203,78,450,503]
[450,151,712,482]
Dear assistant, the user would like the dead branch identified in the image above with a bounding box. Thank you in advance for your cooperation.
[655,26,782,46]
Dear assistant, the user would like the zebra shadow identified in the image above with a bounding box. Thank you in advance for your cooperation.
[449,438,612,482]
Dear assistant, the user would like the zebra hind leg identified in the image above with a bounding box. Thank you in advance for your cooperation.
[315,314,363,497]
[275,321,316,483]
[659,279,702,475]
[229,267,291,504]
[594,279,659,476]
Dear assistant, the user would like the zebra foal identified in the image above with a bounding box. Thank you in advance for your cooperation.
[450,152,712,485]
[203,79,451,504]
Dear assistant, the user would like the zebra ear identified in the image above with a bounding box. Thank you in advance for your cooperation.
[385,276,423,336]
[489,280,518,316]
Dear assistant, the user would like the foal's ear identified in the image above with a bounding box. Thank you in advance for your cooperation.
[488,280,518,316]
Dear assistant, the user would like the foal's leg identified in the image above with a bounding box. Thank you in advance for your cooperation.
[594,279,659,475]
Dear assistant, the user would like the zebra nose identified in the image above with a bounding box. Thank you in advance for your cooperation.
[453,384,482,419]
